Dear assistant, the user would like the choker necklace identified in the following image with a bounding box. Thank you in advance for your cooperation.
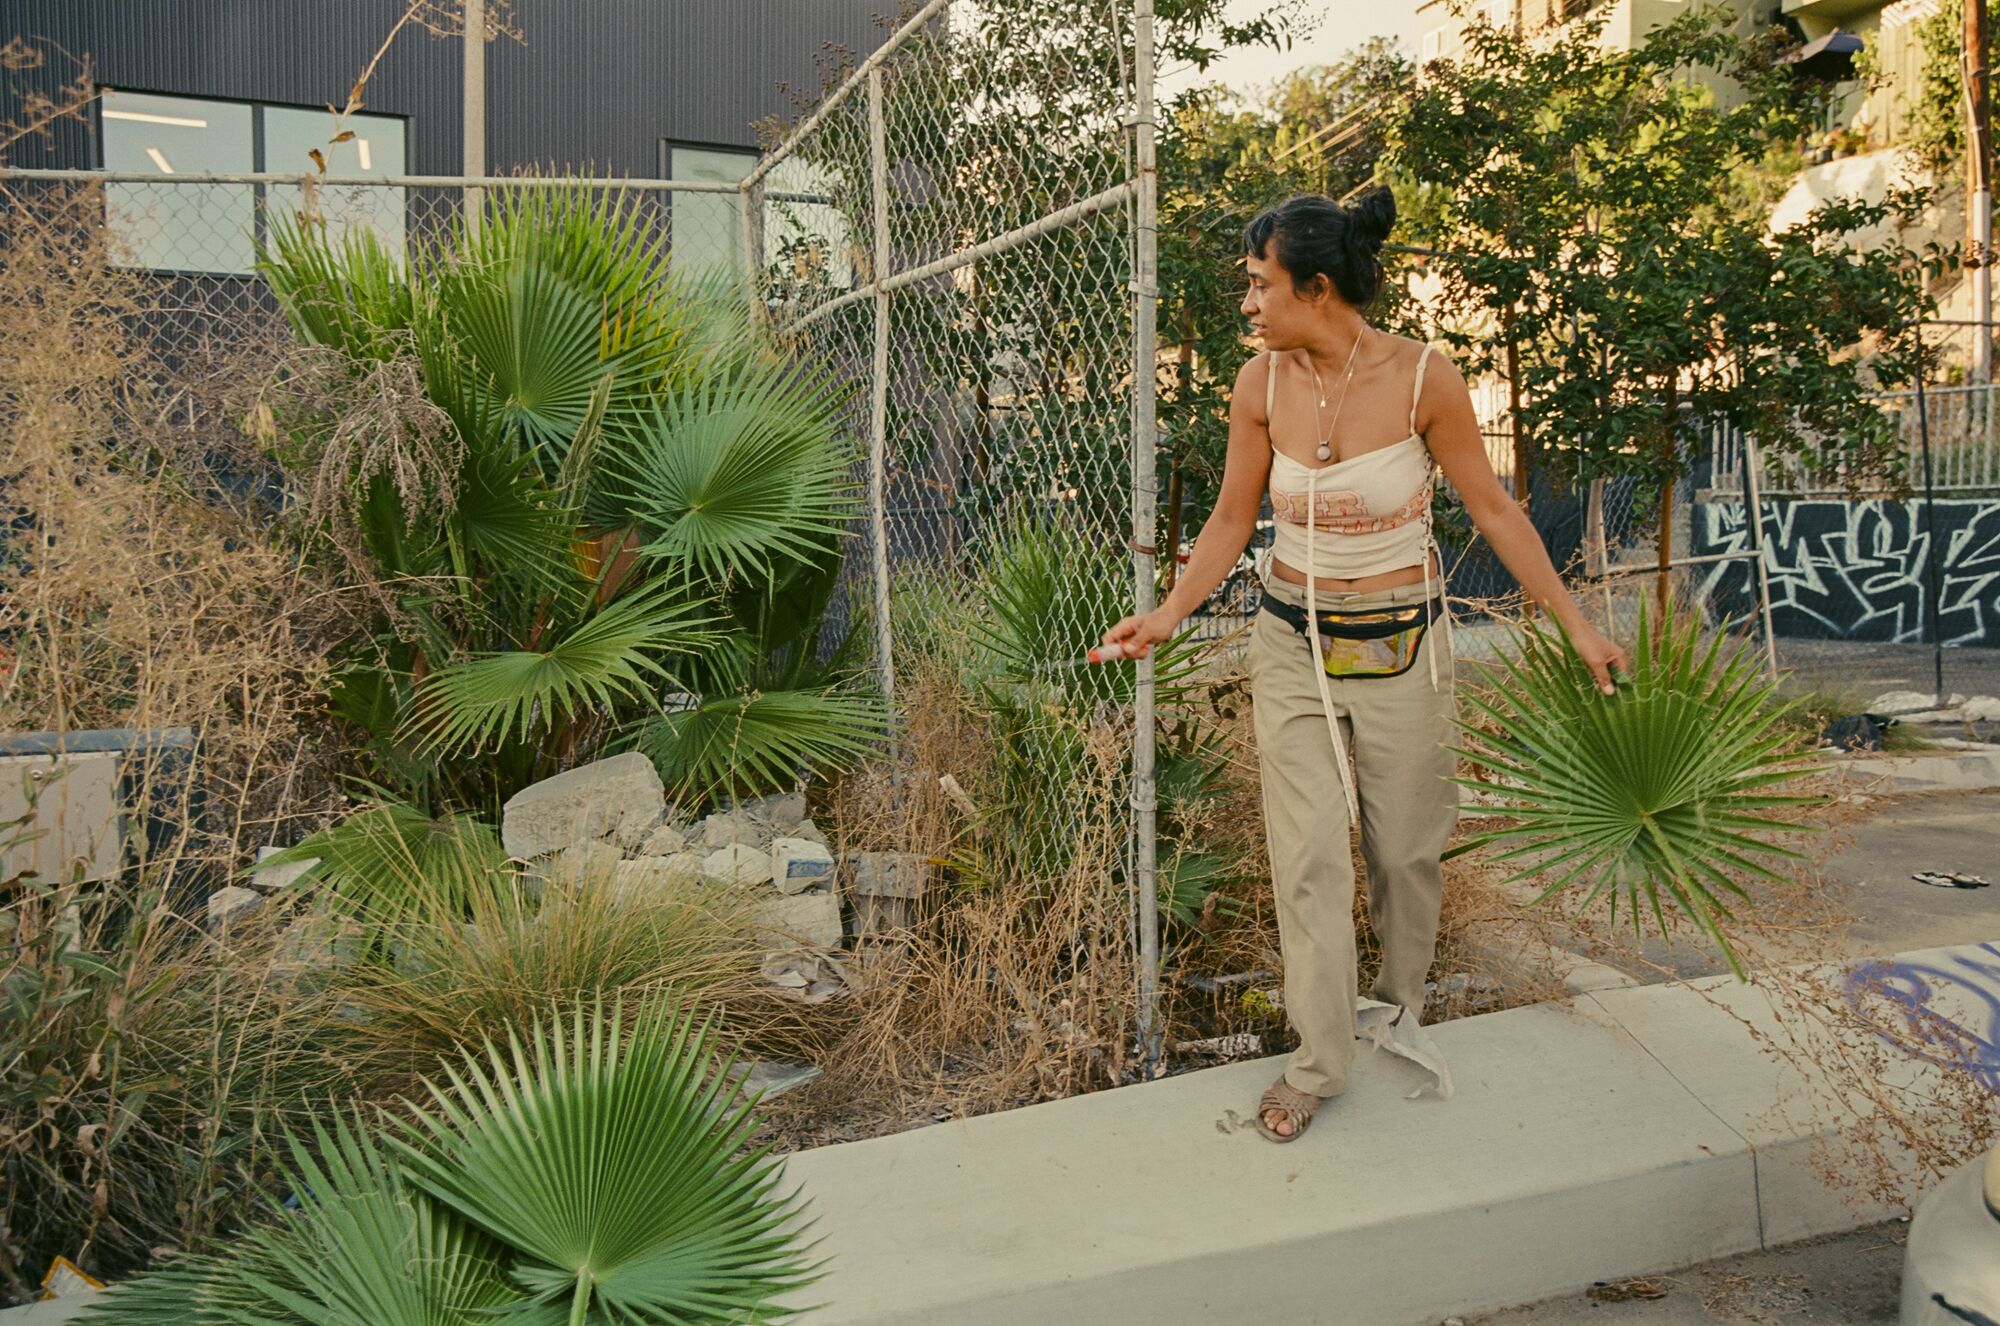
[1308,329,1366,462]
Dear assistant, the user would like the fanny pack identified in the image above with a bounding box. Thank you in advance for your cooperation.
[1260,594,1442,679]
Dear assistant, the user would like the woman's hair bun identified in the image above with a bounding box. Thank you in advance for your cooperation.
[1347,186,1396,257]
[1242,187,1399,308]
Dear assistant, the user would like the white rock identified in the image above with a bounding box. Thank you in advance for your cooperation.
[528,840,623,889]
[613,853,703,896]
[735,789,808,829]
[207,885,264,929]
[754,890,844,949]
[611,805,667,853]
[702,842,770,888]
[758,951,850,1005]
[771,837,835,895]
[846,850,926,899]
[698,808,772,850]
[501,753,664,859]
[637,821,689,856]
[791,817,830,847]
[251,845,318,892]
[275,911,368,973]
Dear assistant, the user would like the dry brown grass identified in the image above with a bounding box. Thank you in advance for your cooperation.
[0,182,358,875]
[0,182,372,1296]
[757,629,1572,1149]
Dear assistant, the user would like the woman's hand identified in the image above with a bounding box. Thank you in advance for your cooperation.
[1568,621,1629,696]
[1100,606,1181,660]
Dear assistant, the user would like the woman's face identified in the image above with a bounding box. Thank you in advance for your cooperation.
[1241,243,1327,351]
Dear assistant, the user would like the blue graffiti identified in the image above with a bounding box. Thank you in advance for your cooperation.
[1843,942,2000,1094]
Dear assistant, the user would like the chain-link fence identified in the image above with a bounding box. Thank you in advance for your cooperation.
[0,0,1174,1062]
[745,0,1168,1056]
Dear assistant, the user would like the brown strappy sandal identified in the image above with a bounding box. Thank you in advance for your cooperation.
[1255,1073,1325,1143]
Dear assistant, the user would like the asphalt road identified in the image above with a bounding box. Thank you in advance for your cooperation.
[1459,1222,1908,1325]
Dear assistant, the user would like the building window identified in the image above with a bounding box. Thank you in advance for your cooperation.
[100,90,408,275]
[666,143,758,274]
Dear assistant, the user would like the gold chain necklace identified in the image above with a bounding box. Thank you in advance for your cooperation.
[1307,328,1367,463]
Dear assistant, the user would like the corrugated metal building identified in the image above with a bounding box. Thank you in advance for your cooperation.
[1,0,889,174]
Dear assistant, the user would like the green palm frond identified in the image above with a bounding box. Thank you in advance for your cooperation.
[635,686,890,807]
[228,1115,518,1326]
[261,802,508,920]
[1158,847,1249,935]
[260,212,412,360]
[423,257,621,464]
[973,505,1200,705]
[388,1001,824,1325]
[605,360,857,586]
[79,1114,516,1326]
[76,1253,246,1325]
[447,443,575,594]
[403,584,718,760]
[1448,603,1824,976]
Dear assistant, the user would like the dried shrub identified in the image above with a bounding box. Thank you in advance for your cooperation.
[0,183,359,877]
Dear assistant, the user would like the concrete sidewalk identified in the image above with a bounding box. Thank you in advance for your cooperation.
[775,940,2000,1326]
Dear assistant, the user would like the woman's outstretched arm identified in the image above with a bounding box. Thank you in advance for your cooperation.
[1102,354,1276,658]
[1420,351,1629,693]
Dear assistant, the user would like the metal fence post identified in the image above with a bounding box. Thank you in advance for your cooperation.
[867,68,897,711]
[1741,432,1779,681]
[738,177,765,323]
[1130,0,1162,1075]
[462,0,485,240]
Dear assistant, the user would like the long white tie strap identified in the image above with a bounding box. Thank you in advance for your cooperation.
[1304,463,1362,824]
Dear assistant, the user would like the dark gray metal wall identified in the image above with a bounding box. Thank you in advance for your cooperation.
[1,0,889,174]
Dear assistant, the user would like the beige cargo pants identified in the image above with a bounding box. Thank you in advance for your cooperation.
[1246,574,1458,1099]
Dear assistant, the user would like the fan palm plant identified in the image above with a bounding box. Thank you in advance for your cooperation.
[258,184,886,816]
[1448,602,1825,976]
[82,1003,819,1326]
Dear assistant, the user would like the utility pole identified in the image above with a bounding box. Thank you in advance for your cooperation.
[463,0,486,239]
[1969,0,1991,380]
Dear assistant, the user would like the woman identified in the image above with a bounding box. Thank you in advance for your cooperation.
[1102,189,1626,1143]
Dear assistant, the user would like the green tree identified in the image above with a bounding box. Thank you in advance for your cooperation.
[1389,8,1938,609]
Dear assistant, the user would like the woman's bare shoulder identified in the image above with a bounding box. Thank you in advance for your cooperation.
[1233,350,1276,418]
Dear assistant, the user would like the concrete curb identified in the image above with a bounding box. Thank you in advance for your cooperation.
[771,939,2000,1326]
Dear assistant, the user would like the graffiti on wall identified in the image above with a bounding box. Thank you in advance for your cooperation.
[1693,498,2000,646]
[1844,942,2000,1095]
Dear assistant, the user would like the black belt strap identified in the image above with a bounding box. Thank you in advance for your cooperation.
[1259,593,1444,641]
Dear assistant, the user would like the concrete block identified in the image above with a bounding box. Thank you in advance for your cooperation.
[251,844,318,892]
[770,999,1756,1326]
[846,850,926,899]
[206,886,263,930]
[698,809,772,850]
[734,789,808,829]
[0,1294,99,1324]
[613,853,703,897]
[1588,939,2000,1247]
[1835,743,2000,793]
[771,837,835,895]
[0,751,122,885]
[636,821,688,856]
[792,817,830,847]
[500,753,663,859]
[755,891,843,949]
[701,843,769,888]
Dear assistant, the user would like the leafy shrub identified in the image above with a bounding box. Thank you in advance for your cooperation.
[83,1002,822,1325]
[1449,603,1824,975]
